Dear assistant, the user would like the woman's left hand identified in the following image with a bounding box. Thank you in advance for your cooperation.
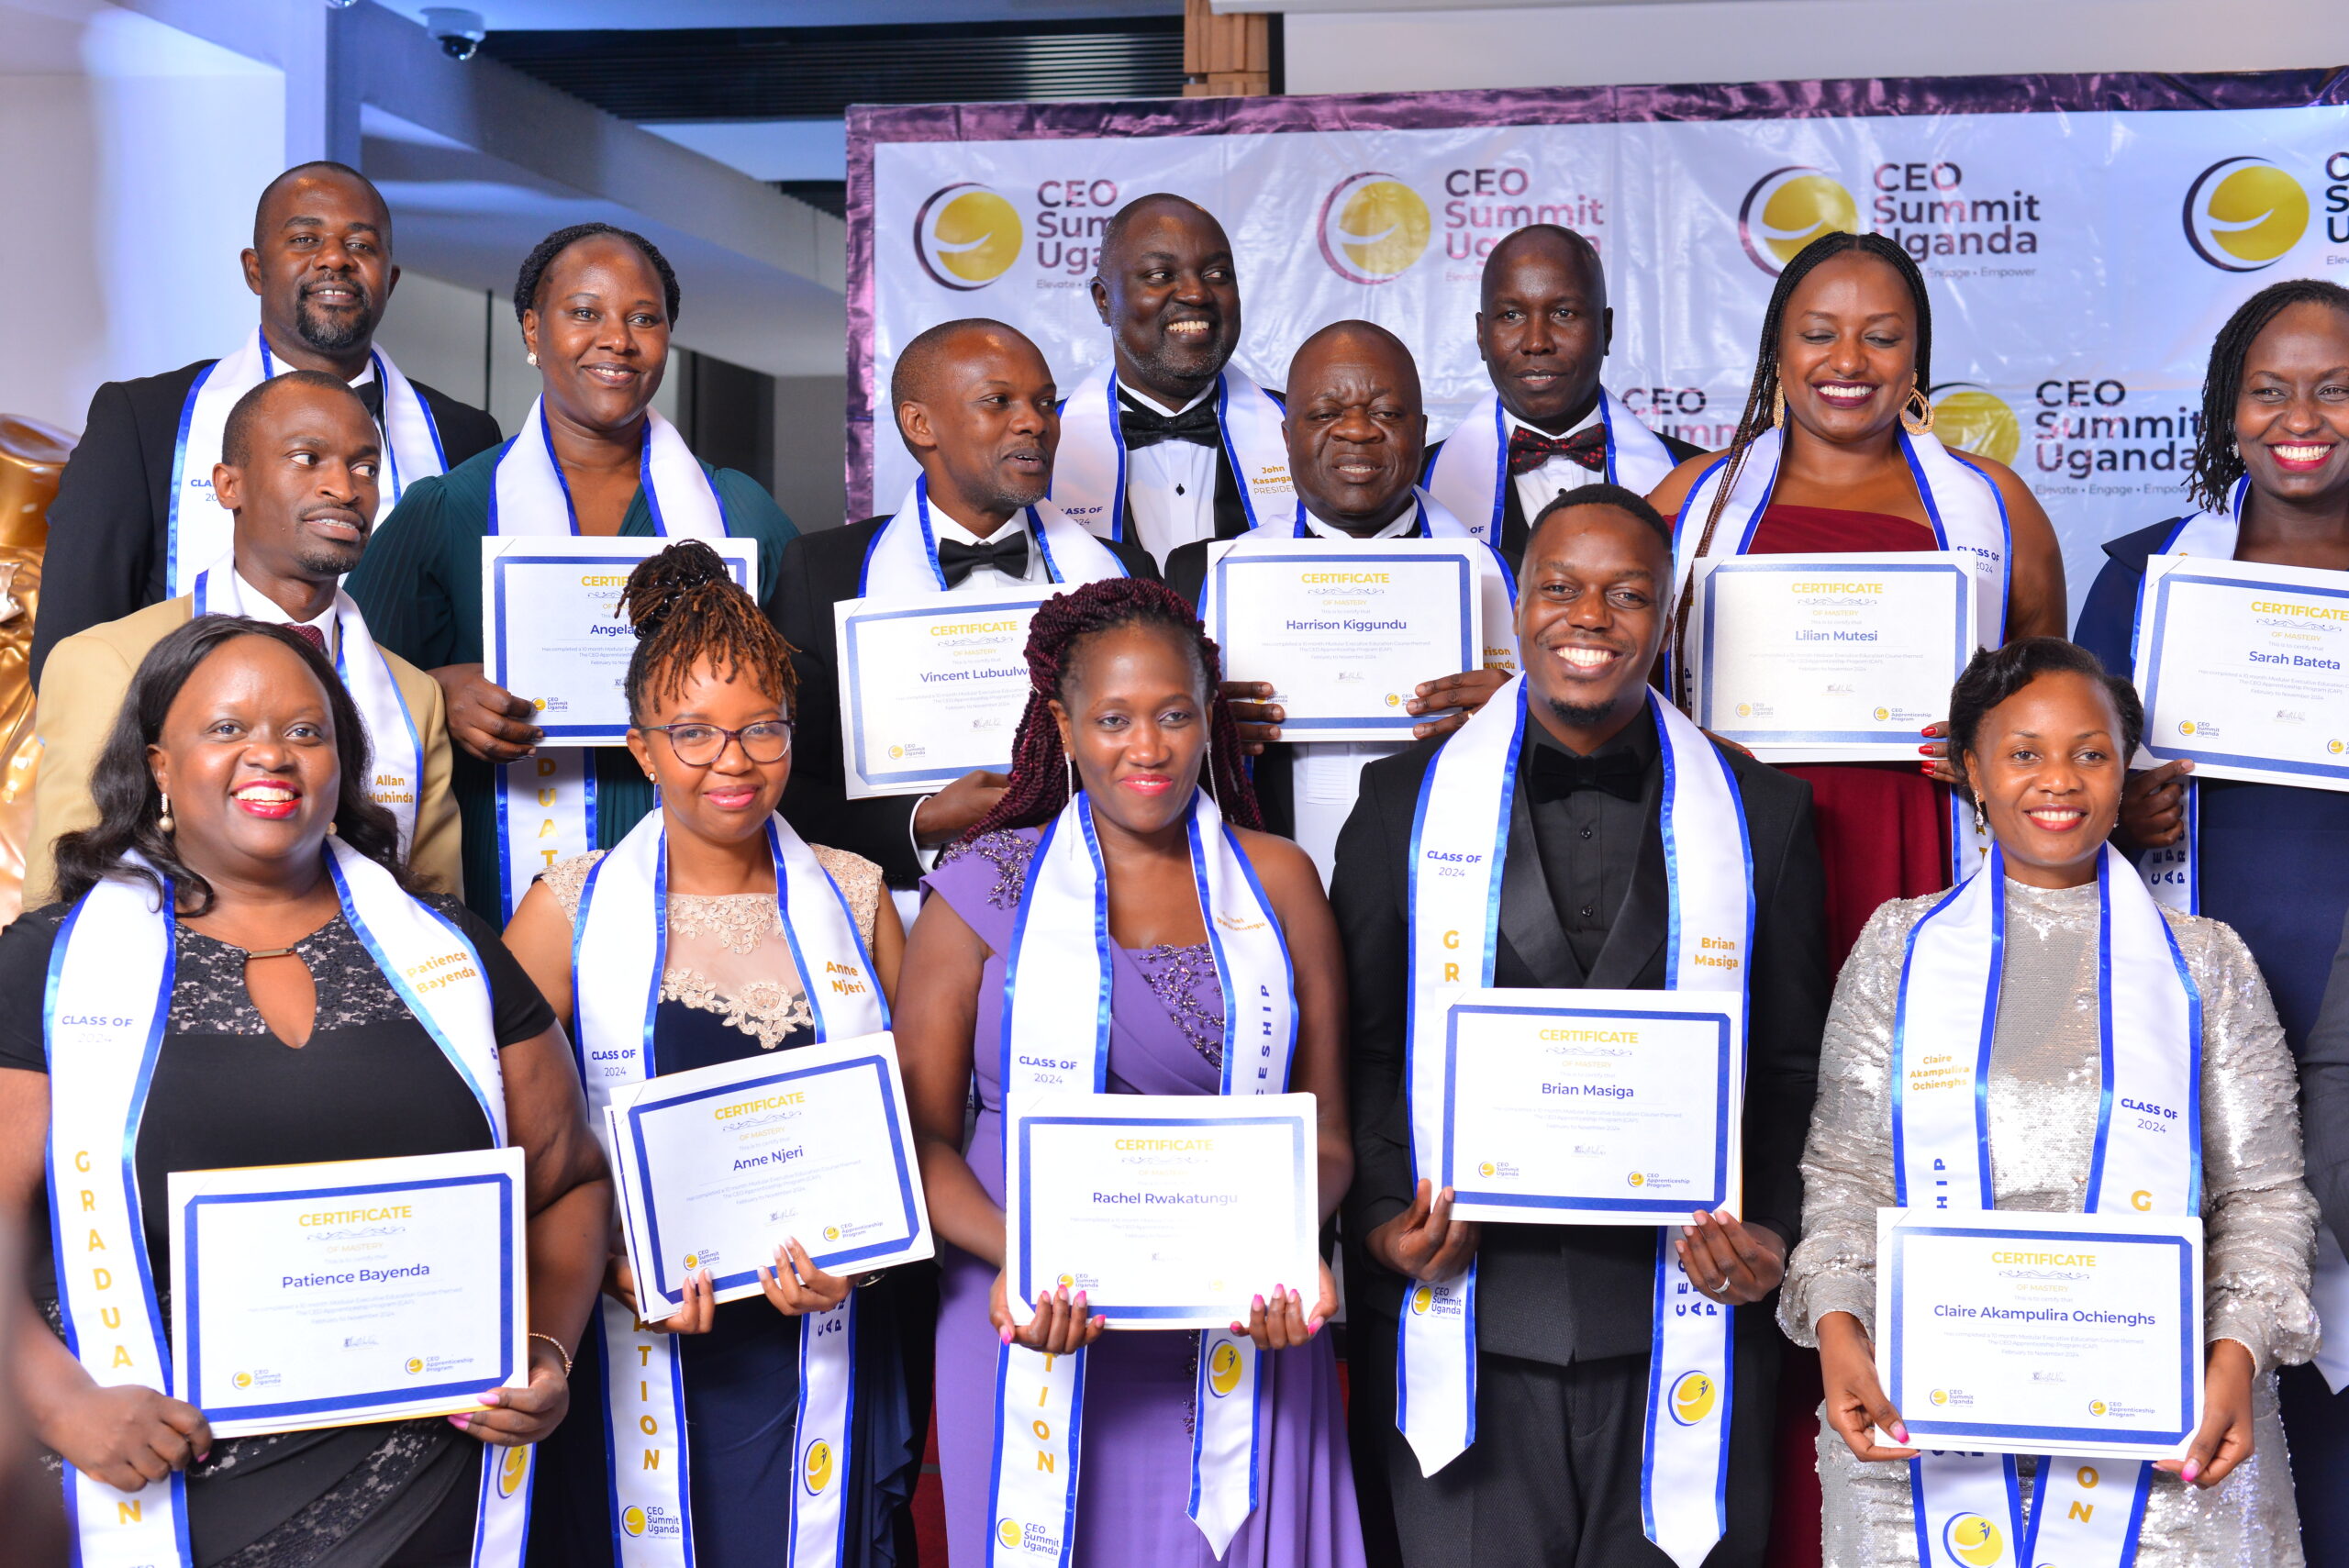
[2157,1339,2255,1488]
[1919,721,1964,787]
[1675,1210,1786,1305]
[1231,1261,1338,1351]
[454,1338,570,1447]
[758,1238,853,1317]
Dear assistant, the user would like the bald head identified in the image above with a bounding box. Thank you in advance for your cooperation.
[891,318,1058,528]
[1476,224,1612,432]
[1284,320,1427,535]
[1091,193,1240,408]
[244,161,398,373]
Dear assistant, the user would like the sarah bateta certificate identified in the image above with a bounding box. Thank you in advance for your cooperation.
[833,592,1043,798]
[2134,553,2349,790]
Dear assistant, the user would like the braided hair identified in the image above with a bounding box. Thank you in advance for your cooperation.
[958,578,1262,844]
[618,539,796,724]
[515,221,682,328]
[2187,278,2349,511]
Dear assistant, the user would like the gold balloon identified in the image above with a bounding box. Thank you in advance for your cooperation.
[0,417,72,925]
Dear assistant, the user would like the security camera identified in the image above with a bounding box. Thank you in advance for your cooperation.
[423,7,485,61]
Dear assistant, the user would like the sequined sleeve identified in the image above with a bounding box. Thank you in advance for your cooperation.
[812,844,885,947]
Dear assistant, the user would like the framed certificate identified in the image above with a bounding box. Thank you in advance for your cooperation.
[1437,987,1745,1225]
[2133,553,2349,790]
[1876,1207,2204,1460]
[1004,1092,1320,1329]
[607,1031,933,1320]
[1209,541,1477,742]
[482,536,760,745]
[168,1148,527,1439]
[1689,552,1974,762]
[833,591,1044,798]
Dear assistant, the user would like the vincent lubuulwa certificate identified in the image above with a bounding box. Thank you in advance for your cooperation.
[1876,1207,2204,1461]
[1689,552,1974,762]
[483,536,760,745]
[169,1148,527,1439]
[2133,553,2349,790]
[1436,988,1745,1225]
[1004,1093,1320,1329]
[833,591,1043,798]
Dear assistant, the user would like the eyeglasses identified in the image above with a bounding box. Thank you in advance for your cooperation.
[638,720,794,766]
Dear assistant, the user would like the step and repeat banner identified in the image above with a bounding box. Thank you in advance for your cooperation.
[848,72,2349,607]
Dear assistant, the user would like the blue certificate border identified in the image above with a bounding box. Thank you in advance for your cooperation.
[627,1051,924,1302]
[1437,1004,1732,1212]
[1209,550,1475,732]
[487,546,755,742]
[1887,1223,2197,1449]
[182,1172,518,1423]
[1697,560,1969,745]
[1013,1112,1314,1319]
[841,596,1047,787]
[2141,570,2349,782]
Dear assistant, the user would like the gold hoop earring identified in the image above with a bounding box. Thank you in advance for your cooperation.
[157,792,174,835]
[1770,384,1787,429]
[1901,383,1936,437]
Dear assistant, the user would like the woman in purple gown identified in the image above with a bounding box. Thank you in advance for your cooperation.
[895,579,1368,1568]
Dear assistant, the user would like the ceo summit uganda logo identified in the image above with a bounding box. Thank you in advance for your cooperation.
[1929,383,2021,465]
[914,183,1024,290]
[1317,173,1431,284]
[2183,157,2309,272]
[1738,166,1859,274]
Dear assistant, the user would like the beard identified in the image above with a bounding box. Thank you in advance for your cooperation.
[1544,693,1621,730]
[292,533,367,580]
[295,291,372,355]
[1127,317,1230,389]
[971,462,1050,515]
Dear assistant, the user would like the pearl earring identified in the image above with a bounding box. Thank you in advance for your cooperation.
[157,792,174,835]
[527,351,540,368]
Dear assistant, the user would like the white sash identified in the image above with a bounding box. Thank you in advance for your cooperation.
[572,809,886,1566]
[169,328,447,596]
[1423,390,1680,547]
[45,840,529,1567]
[1399,681,1749,1568]
[987,790,1297,1562]
[485,398,727,920]
[1050,360,1293,541]
[857,476,1127,597]
[1891,846,2199,1568]
[188,556,424,860]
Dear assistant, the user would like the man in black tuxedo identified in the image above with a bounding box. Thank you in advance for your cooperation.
[32,161,502,684]
[1334,485,1827,1568]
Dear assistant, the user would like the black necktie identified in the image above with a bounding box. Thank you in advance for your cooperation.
[937,531,1030,588]
[1525,747,1644,805]
[1118,394,1221,451]
[354,375,385,427]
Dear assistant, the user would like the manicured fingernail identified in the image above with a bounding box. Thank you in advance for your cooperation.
[1230,1321,1246,1334]
[477,1391,503,1407]
[1307,1317,1323,1337]
[1075,1290,1088,1307]
[2182,1460,2201,1485]
[1252,1295,1266,1312]
[195,1449,211,1462]
[1889,1422,1909,1443]
[1918,745,1937,754]
[1274,1283,1286,1297]
[449,1414,472,1429]
[1000,1325,1015,1344]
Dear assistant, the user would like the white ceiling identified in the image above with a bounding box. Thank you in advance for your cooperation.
[0,0,273,76]
[374,1,1180,29]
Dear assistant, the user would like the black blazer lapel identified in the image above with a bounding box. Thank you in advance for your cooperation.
[1586,773,1669,990]
[1497,780,1582,988]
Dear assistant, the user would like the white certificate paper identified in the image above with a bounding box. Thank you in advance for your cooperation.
[169,1148,526,1439]
[607,1031,933,1319]
[1876,1207,2203,1460]
[1689,552,1974,762]
[2133,553,2349,790]
[1004,1092,1320,1329]
[1438,988,1745,1225]
[833,591,1043,798]
[483,536,759,745]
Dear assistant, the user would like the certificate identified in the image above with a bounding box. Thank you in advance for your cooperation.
[1437,988,1744,1225]
[607,1031,933,1320]
[1004,1092,1320,1329]
[483,536,759,745]
[833,591,1043,798]
[1876,1207,2204,1460]
[1689,552,1974,762]
[168,1148,526,1439]
[1209,541,1477,742]
[2133,553,2349,790]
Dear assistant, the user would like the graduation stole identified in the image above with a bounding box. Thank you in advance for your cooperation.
[571,808,887,1566]
[45,840,532,1568]
[484,398,728,921]
[1890,845,2199,1568]
[1422,389,1680,547]
[857,476,1128,596]
[987,788,1297,1564]
[1050,361,1293,540]
[189,555,424,861]
[169,328,448,595]
[1399,679,1751,1568]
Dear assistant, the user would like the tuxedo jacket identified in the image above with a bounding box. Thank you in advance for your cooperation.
[775,515,1160,888]
[1333,727,1827,1367]
[32,360,503,687]
[1423,425,1706,573]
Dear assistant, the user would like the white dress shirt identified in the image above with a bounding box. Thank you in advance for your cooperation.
[1505,403,1605,532]
[1120,383,1220,568]
[232,568,340,658]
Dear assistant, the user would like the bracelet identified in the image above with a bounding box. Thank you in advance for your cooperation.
[528,1331,574,1378]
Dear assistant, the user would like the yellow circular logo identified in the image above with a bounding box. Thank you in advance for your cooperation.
[1208,1340,1244,1396]
[623,1505,649,1537]
[233,1371,253,1389]
[405,1357,425,1375]
[804,1439,834,1494]
[1384,692,1402,707]
[497,1445,530,1498]
[997,1519,1023,1549]
[1628,1172,1646,1187]
[1317,173,1431,284]
[2089,1399,2109,1416]
[1931,1388,1949,1406]
[2178,719,2197,737]
[1932,384,2022,467]
[1057,1273,1076,1289]
[824,1225,842,1241]
[888,745,905,759]
[683,1253,699,1272]
[1409,1284,1434,1316]
[2184,157,2309,271]
[914,183,1024,290]
[1944,1513,2004,1568]
[1738,166,1859,273]
[1668,1371,1718,1426]
[1873,706,1892,722]
[531,696,548,712]
[2330,740,2345,755]
[1735,702,1753,717]
[1477,1161,1496,1178]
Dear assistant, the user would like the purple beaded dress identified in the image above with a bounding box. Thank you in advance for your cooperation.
[923,828,1367,1568]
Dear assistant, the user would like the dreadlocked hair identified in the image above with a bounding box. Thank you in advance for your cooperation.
[618,539,797,724]
[2188,278,2349,512]
[955,578,1262,846]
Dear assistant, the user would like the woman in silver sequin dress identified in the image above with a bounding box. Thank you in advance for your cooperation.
[1781,638,2320,1568]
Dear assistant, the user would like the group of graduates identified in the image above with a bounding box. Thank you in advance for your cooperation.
[2,154,2347,1568]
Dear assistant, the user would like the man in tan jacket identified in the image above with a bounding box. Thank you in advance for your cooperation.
[29,371,459,902]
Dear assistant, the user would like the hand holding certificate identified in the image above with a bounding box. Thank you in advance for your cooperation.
[833,591,1043,797]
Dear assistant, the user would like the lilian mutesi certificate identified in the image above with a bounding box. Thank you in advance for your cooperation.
[1003,1093,1321,1330]
[483,536,760,746]
[1689,552,1975,762]
[1436,987,1745,1226]
[1876,1207,2204,1461]
[607,1031,934,1320]
[168,1147,527,1439]
[832,591,1045,798]
[2132,553,2349,790]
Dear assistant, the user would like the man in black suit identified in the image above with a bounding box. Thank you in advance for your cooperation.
[1334,484,1827,1568]
[32,161,502,684]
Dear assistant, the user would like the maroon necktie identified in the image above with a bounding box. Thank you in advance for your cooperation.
[1506,423,1609,476]
[286,623,328,657]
